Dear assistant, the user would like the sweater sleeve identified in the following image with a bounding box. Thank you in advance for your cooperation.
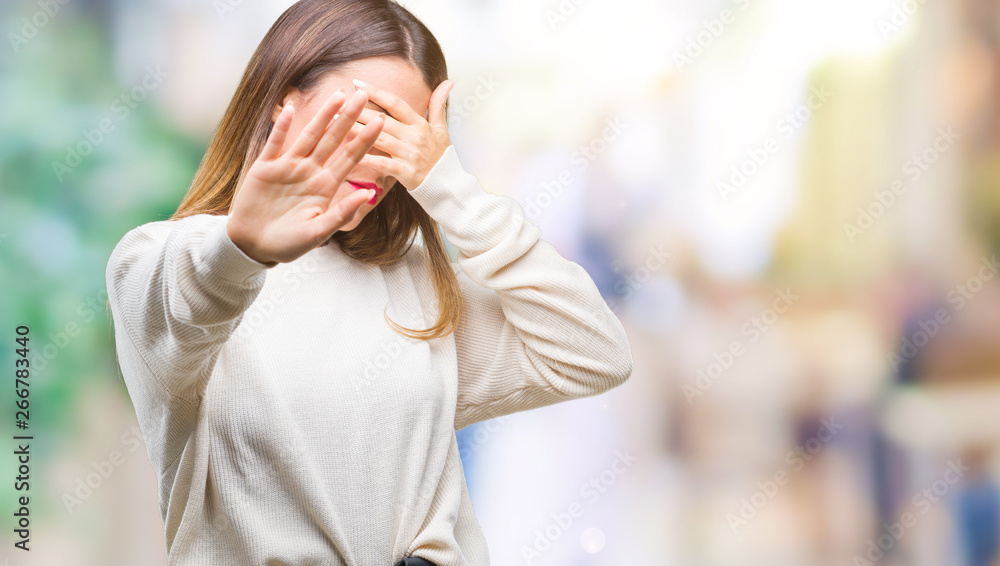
[105,213,274,402]
[407,145,634,430]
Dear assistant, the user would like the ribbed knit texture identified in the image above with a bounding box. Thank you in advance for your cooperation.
[105,145,634,566]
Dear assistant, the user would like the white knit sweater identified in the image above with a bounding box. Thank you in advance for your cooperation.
[105,145,634,566]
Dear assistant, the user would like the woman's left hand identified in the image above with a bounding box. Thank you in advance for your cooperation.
[350,78,456,191]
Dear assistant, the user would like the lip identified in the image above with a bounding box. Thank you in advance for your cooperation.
[347,180,383,205]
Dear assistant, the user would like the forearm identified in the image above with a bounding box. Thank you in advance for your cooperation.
[408,146,633,403]
[107,213,274,399]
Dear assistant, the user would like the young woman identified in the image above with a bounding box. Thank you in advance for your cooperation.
[105,1,634,564]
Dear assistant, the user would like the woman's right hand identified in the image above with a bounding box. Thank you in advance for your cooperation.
[227,88,385,266]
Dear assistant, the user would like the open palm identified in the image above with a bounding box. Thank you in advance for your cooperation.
[227,88,385,266]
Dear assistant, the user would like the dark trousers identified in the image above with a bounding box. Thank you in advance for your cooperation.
[394,558,436,566]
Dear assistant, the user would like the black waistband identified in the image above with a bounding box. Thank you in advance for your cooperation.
[394,557,436,566]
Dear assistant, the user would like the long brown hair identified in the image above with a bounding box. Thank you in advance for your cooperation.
[170,0,461,340]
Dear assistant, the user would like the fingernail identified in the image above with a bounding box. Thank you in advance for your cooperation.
[352,79,366,90]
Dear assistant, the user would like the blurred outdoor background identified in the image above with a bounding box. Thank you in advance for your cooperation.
[3,0,1000,564]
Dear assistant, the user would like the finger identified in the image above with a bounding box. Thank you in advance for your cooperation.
[311,89,370,165]
[288,89,347,158]
[259,102,294,161]
[313,188,374,238]
[356,108,407,138]
[357,153,403,179]
[327,114,385,181]
[427,80,454,127]
[353,79,423,125]
[347,121,407,156]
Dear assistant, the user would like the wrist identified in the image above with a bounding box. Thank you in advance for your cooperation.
[226,219,279,267]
